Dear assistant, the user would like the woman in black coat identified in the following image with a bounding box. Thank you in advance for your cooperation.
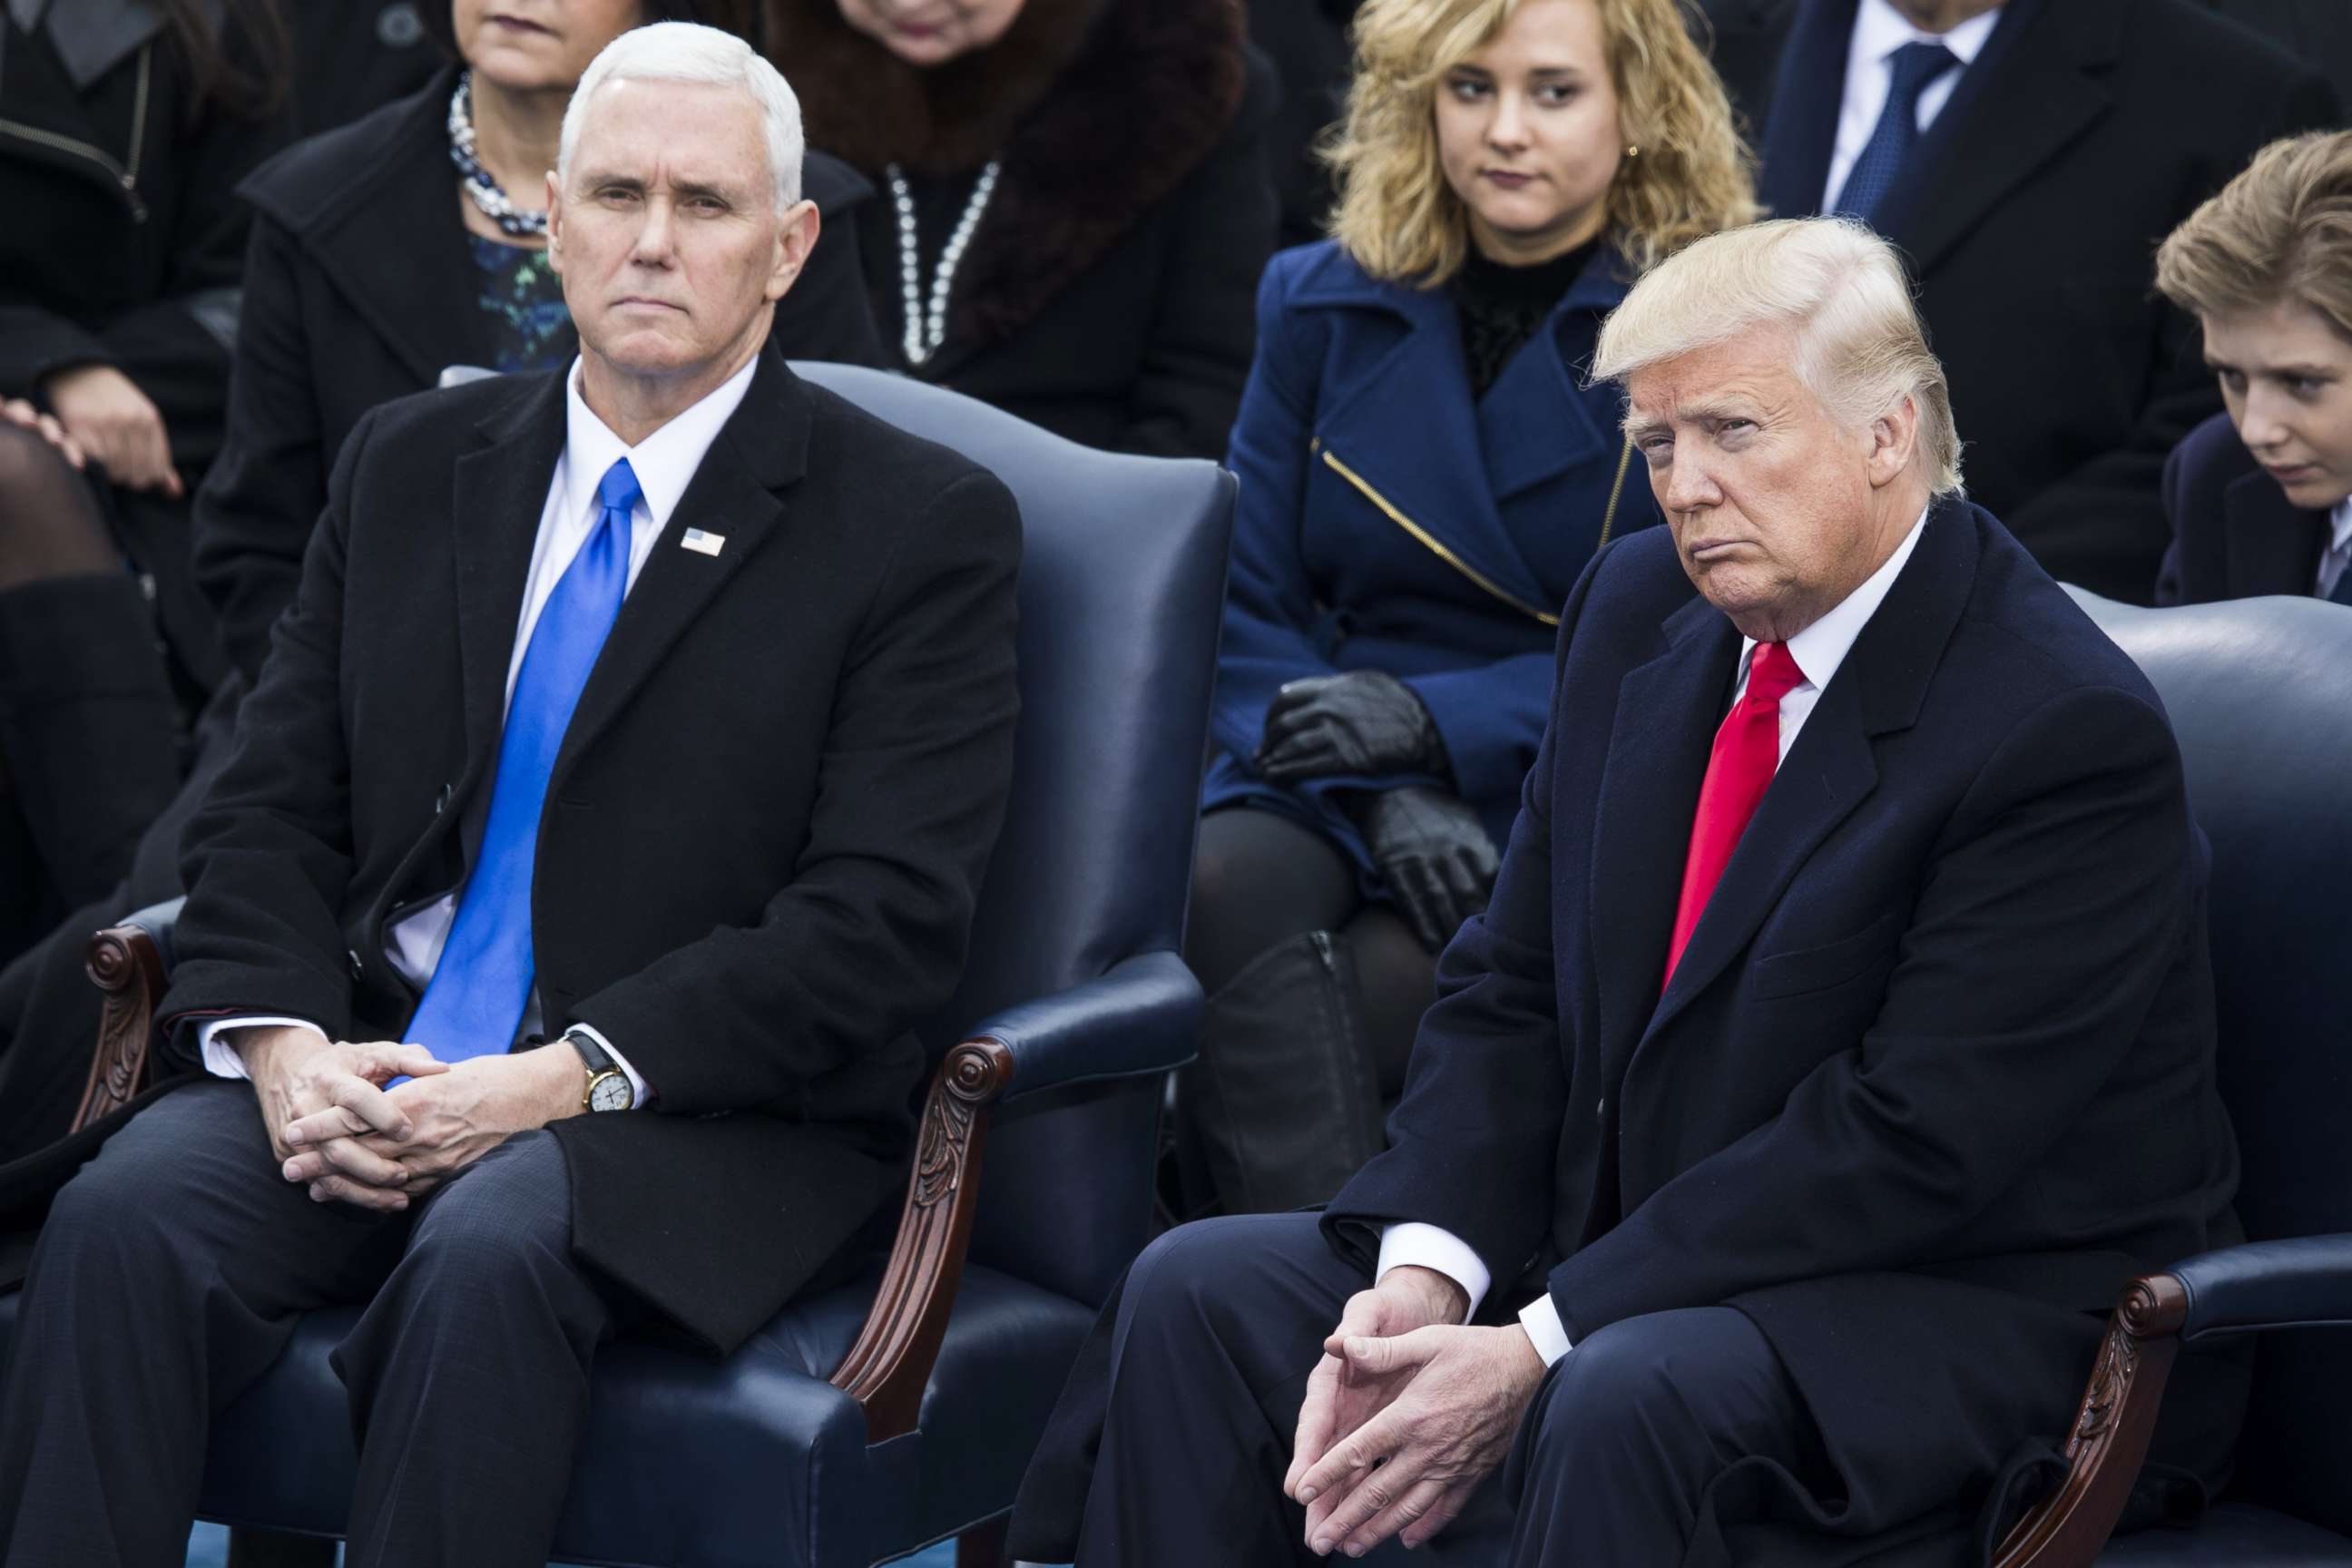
[769,0,1278,459]
[0,0,885,1174]
[0,0,287,948]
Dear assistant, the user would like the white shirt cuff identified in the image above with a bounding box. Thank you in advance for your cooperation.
[564,1022,652,1105]
[196,1016,327,1081]
[1516,1292,1575,1367]
[1375,1221,1491,1322]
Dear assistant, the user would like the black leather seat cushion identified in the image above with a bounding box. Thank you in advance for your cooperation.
[2100,1504,2352,1564]
[0,1261,1091,1568]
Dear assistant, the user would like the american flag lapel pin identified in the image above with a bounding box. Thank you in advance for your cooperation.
[681,527,726,557]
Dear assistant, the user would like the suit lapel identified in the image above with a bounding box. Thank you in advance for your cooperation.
[1590,595,1740,1081]
[449,372,572,788]
[1755,0,1855,219]
[549,349,810,788]
[1878,0,2112,277]
[1305,280,1557,616]
[1481,251,1627,505]
[1640,504,1981,1044]
[2222,468,2329,597]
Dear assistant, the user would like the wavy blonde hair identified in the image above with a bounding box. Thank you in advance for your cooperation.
[1326,0,1759,286]
[2155,131,2352,341]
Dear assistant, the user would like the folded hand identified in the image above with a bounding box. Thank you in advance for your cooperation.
[1294,1323,1545,1557]
[277,1045,580,1210]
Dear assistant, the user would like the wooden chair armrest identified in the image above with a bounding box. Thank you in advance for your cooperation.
[1993,1274,2190,1568]
[72,923,169,1134]
[828,1037,1015,1443]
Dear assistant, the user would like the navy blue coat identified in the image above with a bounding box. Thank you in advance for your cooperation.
[1323,502,2245,1557]
[1202,239,1661,871]
[2154,411,2334,605]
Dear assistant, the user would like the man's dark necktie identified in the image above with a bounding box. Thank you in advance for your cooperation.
[401,457,641,1068]
[1830,41,1962,223]
[2328,554,2352,606]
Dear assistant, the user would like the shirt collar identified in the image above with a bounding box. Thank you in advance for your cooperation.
[2330,495,2352,557]
[561,352,760,529]
[1742,504,1932,693]
[1854,0,2003,69]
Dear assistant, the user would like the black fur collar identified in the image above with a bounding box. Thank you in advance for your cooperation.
[774,0,1248,350]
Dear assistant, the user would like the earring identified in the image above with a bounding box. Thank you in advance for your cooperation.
[1625,144,1640,157]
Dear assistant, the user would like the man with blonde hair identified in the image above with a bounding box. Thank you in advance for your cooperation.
[1038,216,2242,1565]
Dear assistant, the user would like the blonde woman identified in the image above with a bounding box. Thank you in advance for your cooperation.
[1182,0,1755,1216]
[2153,131,2352,606]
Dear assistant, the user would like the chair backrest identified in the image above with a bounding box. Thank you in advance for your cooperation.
[795,363,1233,1307]
[2068,590,2352,1532]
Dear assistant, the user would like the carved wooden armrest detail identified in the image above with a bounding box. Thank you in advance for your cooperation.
[1993,1274,2190,1568]
[829,1037,1015,1443]
[72,923,169,1134]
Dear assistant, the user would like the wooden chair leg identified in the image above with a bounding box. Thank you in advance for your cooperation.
[223,1526,337,1568]
[956,1514,1010,1568]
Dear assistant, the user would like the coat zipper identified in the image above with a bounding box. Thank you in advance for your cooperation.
[0,44,151,223]
[1315,440,1562,627]
[1597,433,1634,551]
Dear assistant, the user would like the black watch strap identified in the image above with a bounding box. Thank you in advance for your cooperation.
[563,1028,615,1075]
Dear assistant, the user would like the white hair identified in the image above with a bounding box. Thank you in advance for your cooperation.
[1592,218,1965,496]
[557,21,804,210]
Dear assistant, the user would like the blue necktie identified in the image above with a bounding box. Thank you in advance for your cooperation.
[2329,561,2352,607]
[1831,41,1961,223]
[403,457,641,1064]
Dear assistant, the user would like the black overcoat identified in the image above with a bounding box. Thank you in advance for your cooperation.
[192,67,888,687]
[1321,504,2248,1560]
[2153,411,2334,605]
[1697,0,2339,604]
[783,0,1279,460]
[151,347,1021,1355]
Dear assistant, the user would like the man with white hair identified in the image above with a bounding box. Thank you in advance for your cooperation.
[0,23,1022,1564]
[1037,217,2242,1566]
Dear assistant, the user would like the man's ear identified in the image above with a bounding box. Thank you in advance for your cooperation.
[766,200,820,303]
[544,171,564,272]
[1867,394,1921,488]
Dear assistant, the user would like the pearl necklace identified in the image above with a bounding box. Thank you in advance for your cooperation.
[447,71,548,239]
[889,161,1001,367]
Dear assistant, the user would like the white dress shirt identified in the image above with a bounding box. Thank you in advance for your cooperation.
[2317,497,2352,600]
[1822,0,2004,215]
[1380,506,1932,1365]
[197,353,761,1102]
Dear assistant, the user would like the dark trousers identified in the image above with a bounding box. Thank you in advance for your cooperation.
[0,1079,621,1567]
[1076,1211,1829,1568]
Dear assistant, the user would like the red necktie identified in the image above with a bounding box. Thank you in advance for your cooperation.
[1662,642,1805,986]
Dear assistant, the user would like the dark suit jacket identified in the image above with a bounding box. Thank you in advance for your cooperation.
[191,68,889,687]
[1326,503,2244,1553]
[157,346,1022,1355]
[1201,239,1660,870]
[1698,0,2339,604]
[2154,410,2333,604]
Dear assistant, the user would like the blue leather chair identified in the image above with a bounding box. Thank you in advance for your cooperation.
[1991,593,2352,1567]
[5,363,1236,1567]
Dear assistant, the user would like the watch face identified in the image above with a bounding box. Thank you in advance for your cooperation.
[588,1072,633,1112]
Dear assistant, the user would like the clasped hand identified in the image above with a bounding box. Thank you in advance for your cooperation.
[1285,1266,1546,1557]
[240,1027,576,1212]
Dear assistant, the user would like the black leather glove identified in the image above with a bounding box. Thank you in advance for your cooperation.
[1349,786,1500,952]
[1254,671,1448,785]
